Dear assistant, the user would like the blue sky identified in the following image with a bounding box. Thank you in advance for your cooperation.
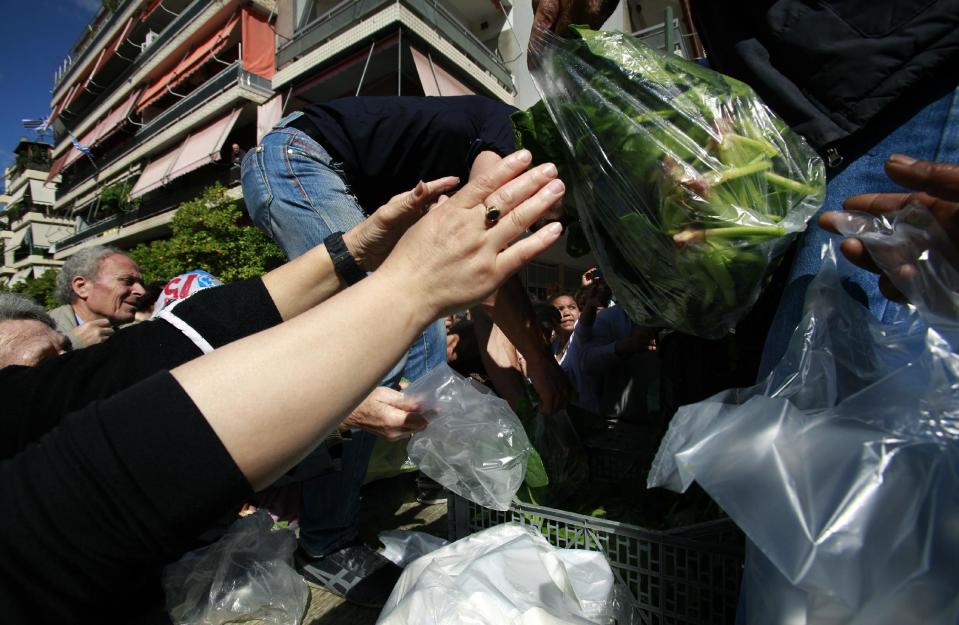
[0,0,99,186]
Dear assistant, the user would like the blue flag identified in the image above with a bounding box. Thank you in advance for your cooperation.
[70,133,93,157]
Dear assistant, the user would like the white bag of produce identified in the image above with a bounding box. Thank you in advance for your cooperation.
[376,524,628,625]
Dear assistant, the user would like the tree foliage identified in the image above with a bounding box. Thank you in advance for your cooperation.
[1,269,60,309]
[129,183,285,284]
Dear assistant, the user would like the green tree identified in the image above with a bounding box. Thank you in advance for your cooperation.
[4,269,60,309]
[129,183,285,284]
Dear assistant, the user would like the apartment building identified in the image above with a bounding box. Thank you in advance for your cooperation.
[28,0,695,296]
[0,139,72,285]
[46,0,275,259]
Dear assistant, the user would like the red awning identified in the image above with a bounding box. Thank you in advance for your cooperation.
[257,95,282,142]
[46,153,68,183]
[84,47,109,90]
[168,107,240,181]
[140,0,166,22]
[128,146,182,199]
[241,7,275,79]
[411,47,476,97]
[95,88,142,146]
[129,108,240,199]
[137,14,239,113]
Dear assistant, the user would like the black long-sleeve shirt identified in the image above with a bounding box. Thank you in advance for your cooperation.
[294,95,517,212]
[0,278,281,622]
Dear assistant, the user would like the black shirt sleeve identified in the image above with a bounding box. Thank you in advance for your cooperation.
[0,371,252,623]
[0,277,282,459]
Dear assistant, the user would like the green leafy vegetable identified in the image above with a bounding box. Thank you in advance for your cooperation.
[514,27,825,338]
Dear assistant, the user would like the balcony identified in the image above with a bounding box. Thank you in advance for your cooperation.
[136,62,271,142]
[56,62,270,202]
[277,0,513,94]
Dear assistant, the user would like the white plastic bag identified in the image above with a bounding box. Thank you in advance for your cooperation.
[378,530,448,568]
[403,364,531,511]
[162,511,308,625]
[376,524,627,625]
[648,206,959,625]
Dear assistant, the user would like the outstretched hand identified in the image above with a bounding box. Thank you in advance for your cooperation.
[819,156,959,301]
[529,0,618,57]
[346,176,460,271]
[340,386,427,441]
[378,149,566,319]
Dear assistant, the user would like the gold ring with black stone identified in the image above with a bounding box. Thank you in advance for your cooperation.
[484,204,500,224]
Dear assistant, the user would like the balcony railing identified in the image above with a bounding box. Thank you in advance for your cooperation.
[54,200,172,252]
[54,0,213,141]
[136,61,270,141]
[57,63,268,200]
[277,0,514,94]
[54,1,136,89]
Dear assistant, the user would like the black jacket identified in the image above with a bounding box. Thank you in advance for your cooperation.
[691,0,959,162]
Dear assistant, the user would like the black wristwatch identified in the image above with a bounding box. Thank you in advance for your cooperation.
[324,231,367,286]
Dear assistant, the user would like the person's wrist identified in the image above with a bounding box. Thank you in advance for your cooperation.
[366,269,436,329]
[342,229,368,271]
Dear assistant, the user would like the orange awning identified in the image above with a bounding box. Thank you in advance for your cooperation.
[129,108,240,199]
[411,47,476,97]
[137,14,239,113]
[241,7,275,79]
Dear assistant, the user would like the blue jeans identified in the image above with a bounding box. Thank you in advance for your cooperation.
[242,113,447,556]
[757,87,959,379]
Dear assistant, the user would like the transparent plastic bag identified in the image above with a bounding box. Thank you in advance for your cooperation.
[162,511,308,625]
[515,27,825,338]
[403,363,531,511]
[648,207,959,624]
[378,530,448,568]
[377,524,630,625]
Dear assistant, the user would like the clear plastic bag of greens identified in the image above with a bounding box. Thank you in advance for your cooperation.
[648,205,959,624]
[403,364,531,511]
[515,27,825,338]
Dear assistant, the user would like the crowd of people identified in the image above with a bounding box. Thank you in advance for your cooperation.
[0,0,955,623]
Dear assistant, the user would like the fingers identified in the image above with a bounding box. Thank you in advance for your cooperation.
[885,156,959,202]
[490,176,566,248]
[393,176,460,215]
[497,223,564,277]
[455,150,533,207]
[482,162,558,219]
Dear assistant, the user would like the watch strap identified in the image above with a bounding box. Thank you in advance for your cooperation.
[324,231,366,286]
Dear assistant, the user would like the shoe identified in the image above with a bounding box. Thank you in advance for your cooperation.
[294,541,402,608]
[415,476,447,505]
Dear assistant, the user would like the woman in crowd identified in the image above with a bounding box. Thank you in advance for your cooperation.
[0,150,565,623]
[550,291,580,365]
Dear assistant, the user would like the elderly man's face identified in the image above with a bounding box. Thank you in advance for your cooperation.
[78,254,145,323]
[0,319,69,367]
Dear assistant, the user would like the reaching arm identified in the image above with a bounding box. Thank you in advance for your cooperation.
[174,150,566,489]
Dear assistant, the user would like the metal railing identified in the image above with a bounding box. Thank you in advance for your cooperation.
[277,0,514,93]
[54,0,212,141]
[56,63,264,200]
[54,0,138,90]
